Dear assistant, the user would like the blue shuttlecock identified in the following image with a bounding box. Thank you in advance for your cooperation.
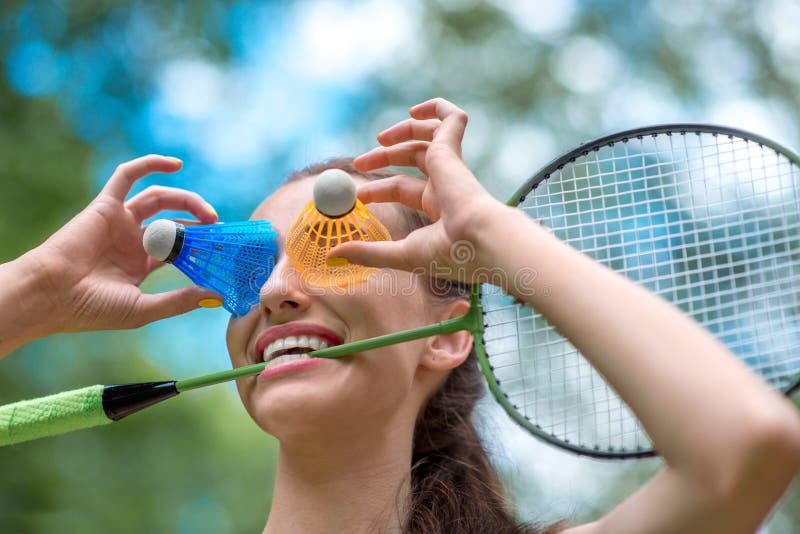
[143,219,277,316]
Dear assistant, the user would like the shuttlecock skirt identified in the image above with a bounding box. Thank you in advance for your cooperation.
[286,200,391,287]
[169,221,277,316]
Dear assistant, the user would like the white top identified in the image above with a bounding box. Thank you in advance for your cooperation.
[313,169,357,217]
[142,219,178,262]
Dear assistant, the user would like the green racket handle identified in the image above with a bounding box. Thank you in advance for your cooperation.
[0,385,110,447]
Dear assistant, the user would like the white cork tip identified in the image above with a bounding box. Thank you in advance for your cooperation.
[143,219,178,262]
[313,169,357,217]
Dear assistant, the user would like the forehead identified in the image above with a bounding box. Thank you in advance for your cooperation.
[251,175,405,238]
[251,177,314,234]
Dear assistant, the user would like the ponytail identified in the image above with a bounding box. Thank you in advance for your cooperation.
[404,349,565,534]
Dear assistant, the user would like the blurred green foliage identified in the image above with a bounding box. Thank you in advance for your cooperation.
[0,75,91,261]
[1,0,799,532]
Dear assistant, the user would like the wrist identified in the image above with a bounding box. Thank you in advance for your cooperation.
[468,201,523,272]
[0,249,64,351]
[472,204,553,297]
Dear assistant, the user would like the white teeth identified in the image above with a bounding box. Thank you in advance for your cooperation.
[261,335,334,362]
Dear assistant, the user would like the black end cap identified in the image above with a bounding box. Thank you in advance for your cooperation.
[102,381,180,421]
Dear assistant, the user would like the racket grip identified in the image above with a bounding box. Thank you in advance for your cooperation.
[0,385,111,447]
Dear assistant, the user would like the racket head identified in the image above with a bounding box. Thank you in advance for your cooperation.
[476,124,800,458]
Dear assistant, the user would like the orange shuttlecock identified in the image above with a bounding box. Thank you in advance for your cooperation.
[286,169,391,287]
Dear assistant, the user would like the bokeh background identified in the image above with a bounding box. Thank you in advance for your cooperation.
[1,0,799,532]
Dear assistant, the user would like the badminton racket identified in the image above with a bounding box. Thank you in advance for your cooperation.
[3,124,800,458]
[478,123,800,457]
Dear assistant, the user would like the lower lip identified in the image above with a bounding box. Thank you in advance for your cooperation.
[256,357,329,381]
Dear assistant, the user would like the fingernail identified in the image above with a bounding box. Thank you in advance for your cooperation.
[326,257,349,267]
[167,156,183,165]
[205,202,218,219]
[198,298,223,308]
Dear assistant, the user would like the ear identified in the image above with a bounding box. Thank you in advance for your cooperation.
[420,299,474,372]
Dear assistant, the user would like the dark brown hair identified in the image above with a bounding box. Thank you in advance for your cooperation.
[287,158,564,534]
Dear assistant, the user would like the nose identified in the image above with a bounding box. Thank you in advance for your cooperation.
[259,255,312,320]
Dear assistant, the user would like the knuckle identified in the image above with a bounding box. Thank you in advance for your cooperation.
[140,154,158,171]
[388,178,404,201]
[126,307,149,329]
[141,185,165,195]
[453,109,468,123]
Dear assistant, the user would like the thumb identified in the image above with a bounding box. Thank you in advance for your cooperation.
[331,240,419,273]
[131,286,224,326]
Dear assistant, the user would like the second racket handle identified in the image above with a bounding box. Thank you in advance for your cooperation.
[0,385,110,447]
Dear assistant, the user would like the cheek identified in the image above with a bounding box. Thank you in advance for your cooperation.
[226,314,257,367]
[335,277,431,386]
[341,306,429,406]
[358,345,423,401]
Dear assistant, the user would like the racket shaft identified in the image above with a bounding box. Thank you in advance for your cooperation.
[178,297,482,390]
[175,321,464,390]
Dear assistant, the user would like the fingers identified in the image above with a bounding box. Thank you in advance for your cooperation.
[146,256,165,273]
[165,218,216,227]
[377,118,441,146]
[101,155,184,201]
[355,175,426,210]
[330,223,441,273]
[126,185,218,224]
[409,98,468,151]
[329,240,418,272]
[355,98,468,173]
[130,286,223,326]
[354,141,430,173]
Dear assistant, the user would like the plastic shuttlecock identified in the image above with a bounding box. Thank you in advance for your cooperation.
[286,169,391,286]
[143,219,277,316]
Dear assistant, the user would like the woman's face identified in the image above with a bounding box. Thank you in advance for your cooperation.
[226,175,449,442]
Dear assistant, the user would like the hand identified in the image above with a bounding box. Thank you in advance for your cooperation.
[333,98,511,282]
[29,155,221,334]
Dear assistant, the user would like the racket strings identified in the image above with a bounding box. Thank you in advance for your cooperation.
[481,130,800,456]
[486,279,800,353]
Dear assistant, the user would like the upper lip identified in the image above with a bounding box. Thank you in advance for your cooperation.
[254,322,343,362]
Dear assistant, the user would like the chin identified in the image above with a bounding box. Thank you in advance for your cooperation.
[244,380,350,441]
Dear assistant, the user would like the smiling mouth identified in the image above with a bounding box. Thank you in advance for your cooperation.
[262,335,331,367]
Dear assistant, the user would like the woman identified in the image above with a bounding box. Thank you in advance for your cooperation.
[2,99,800,533]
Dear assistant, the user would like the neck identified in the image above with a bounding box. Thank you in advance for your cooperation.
[263,418,414,534]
